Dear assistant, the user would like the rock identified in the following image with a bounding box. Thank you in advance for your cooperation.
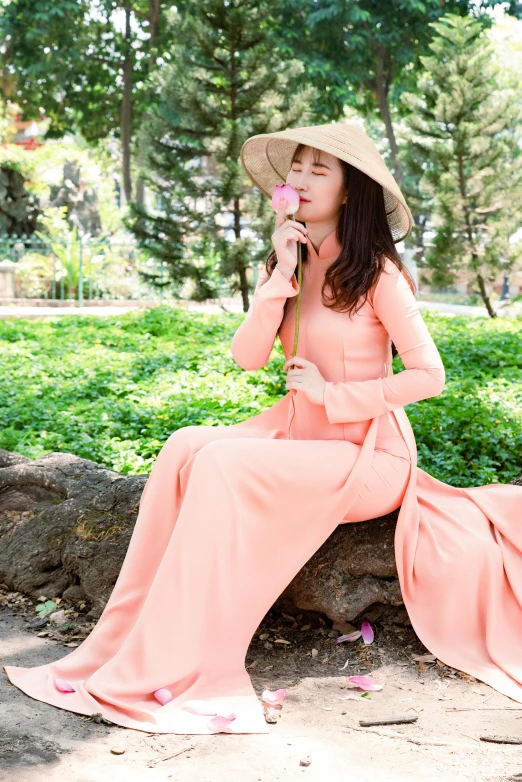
[62,584,87,604]
[276,511,403,623]
[263,706,278,724]
[0,166,39,236]
[49,609,66,626]
[48,161,102,236]
[0,448,145,616]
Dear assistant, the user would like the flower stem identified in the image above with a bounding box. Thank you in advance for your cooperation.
[289,213,302,358]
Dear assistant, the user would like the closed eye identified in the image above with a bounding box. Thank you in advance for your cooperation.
[291,168,324,176]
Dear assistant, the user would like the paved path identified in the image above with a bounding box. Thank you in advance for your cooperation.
[0,300,515,318]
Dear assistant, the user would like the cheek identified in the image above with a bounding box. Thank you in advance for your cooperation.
[311,181,337,213]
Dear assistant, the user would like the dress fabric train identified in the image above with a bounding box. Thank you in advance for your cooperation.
[3,229,521,735]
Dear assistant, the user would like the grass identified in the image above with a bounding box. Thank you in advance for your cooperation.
[0,305,520,486]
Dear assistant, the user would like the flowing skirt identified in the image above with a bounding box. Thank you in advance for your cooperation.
[2,419,411,734]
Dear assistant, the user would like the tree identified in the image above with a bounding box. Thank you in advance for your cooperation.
[400,12,522,316]
[125,0,317,311]
[0,0,176,207]
[275,0,522,188]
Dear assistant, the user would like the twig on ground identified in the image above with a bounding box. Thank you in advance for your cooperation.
[342,724,470,747]
[480,735,522,745]
[146,744,196,767]
[359,716,418,727]
[444,707,522,712]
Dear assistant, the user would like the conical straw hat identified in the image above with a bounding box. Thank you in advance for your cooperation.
[240,120,413,243]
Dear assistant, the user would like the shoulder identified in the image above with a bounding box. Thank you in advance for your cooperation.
[370,257,414,308]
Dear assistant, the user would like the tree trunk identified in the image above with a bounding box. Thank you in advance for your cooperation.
[234,196,250,312]
[121,9,133,204]
[475,271,497,318]
[457,155,497,318]
[134,0,162,210]
[375,44,403,186]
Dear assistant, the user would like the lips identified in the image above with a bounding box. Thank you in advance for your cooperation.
[299,197,310,202]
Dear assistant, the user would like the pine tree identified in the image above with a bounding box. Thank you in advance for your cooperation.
[401,12,522,316]
[125,0,317,310]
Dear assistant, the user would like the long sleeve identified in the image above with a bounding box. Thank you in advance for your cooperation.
[323,259,445,424]
[231,265,300,370]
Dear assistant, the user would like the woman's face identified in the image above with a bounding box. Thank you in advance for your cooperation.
[285,146,347,223]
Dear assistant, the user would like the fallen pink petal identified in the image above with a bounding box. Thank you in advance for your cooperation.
[207,713,237,732]
[347,675,384,691]
[361,621,374,644]
[181,699,218,716]
[153,687,173,705]
[54,678,75,693]
[335,631,362,644]
[261,687,287,705]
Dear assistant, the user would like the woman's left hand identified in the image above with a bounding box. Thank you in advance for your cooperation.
[283,356,327,406]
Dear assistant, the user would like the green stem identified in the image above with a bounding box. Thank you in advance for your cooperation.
[289,212,302,358]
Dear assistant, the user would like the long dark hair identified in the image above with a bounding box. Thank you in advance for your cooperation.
[264,144,416,358]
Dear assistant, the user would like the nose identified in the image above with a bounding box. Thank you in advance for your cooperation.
[288,169,310,194]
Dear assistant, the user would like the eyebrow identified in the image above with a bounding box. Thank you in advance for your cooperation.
[292,157,331,171]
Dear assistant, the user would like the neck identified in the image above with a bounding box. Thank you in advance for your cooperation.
[304,224,342,260]
[306,223,338,255]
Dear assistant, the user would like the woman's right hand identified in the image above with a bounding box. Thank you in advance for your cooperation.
[271,198,308,280]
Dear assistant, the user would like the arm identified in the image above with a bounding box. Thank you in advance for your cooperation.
[231,265,299,370]
[323,259,445,424]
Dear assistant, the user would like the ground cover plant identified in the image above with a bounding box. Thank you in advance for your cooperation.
[0,306,520,485]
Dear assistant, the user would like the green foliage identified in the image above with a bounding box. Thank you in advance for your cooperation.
[401,12,522,301]
[27,208,108,297]
[0,0,178,143]
[272,0,508,121]
[0,306,282,475]
[0,308,520,487]
[125,0,318,303]
[35,600,58,618]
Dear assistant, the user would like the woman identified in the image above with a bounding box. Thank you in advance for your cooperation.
[3,122,522,735]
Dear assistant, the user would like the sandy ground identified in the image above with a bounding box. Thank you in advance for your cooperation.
[2,598,522,782]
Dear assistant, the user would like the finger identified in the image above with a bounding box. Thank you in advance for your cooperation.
[283,356,308,369]
[275,197,287,229]
[284,228,307,243]
[286,220,309,234]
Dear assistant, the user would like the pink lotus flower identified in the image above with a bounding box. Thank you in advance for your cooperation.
[361,621,374,644]
[261,688,286,706]
[154,687,173,705]
[271,184,300,215]
[347,675,383,692]
[55,678,76,693]
[208,713,237,732]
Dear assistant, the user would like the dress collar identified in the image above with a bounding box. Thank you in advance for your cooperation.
[305,227,342,260]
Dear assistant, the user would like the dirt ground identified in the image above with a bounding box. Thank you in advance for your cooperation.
[1,591,522,782]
